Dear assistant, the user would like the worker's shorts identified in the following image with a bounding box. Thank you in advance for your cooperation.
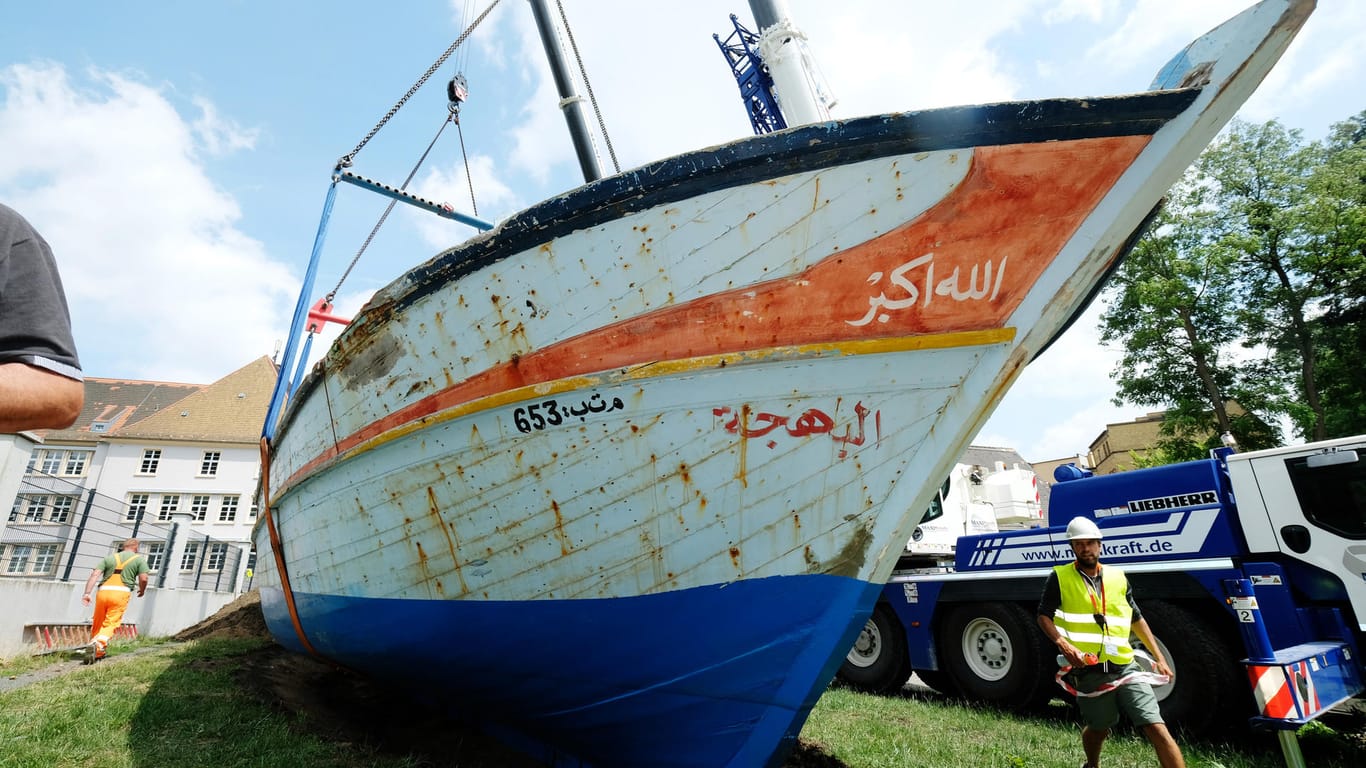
[1072,661,1164,729]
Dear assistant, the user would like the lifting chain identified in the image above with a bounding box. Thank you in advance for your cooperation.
[336,0,502,170]
[554,0,619,173]
[327,115,455,302]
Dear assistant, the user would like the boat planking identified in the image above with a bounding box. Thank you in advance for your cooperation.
[254,2,1313,766]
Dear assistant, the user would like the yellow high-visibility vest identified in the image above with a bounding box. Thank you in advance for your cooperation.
[1052,563,1135,664]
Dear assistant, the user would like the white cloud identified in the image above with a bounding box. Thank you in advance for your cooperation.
[191,95,258,156]
[411,152,519,248]
[0,62,297,382]
[1042,0,1115,25]
[1084,0,1249,75]
[974,301,1133,462]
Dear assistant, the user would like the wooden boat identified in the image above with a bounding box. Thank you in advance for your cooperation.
[253,2,1312,766]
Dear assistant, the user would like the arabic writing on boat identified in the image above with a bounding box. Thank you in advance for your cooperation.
[848,252,1008,326]
[713,402,881,458]
[513,393,625,433]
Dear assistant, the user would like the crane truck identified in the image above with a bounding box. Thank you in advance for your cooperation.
[839,435,1366,739]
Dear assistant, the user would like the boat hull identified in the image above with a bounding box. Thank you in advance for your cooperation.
[255,2,1312,765]
[262,574,879,768]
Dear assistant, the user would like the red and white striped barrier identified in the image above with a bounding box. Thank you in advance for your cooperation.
[1248,659,1323,721]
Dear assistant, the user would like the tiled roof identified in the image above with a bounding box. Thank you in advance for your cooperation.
[961,445,1031,471]
[114,357,277,443]
[37,357,277,445]
[40,380,204,442]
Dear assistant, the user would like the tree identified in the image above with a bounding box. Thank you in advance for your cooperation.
[1099,169,1281,456]
[1101,113,1366,451]
[1201,120,1333,440]
[1302,111,1366,437]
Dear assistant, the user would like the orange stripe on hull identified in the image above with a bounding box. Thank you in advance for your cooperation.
[279,137,1145,496]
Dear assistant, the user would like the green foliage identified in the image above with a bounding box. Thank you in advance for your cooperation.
[1101,110,1366,443]
[1128,447,1175,469]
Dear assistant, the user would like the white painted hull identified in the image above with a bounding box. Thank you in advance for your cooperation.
[254,3,1313,766]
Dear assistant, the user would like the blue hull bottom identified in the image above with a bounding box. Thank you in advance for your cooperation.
[260,574,880,767]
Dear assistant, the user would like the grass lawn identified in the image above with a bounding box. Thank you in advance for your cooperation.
[2,638,1362,768]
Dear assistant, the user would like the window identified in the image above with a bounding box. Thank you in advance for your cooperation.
[7,497,18,523]
[191,495,211,522]
[206,542,228,571]
[1,544,60,576]
[249,503,259,519]
[49,495,75,524]
[39,450,62,475]
[200,451,221,476]
[126,493,149,522]
[139,448,162,474]
[158,494,180,522]
[22,495,47,523]
[218,495,239,523]
[63,450,92,476]
[31,545,58,575]
[143,542,166,573]
[5,546,32,574]
[1286,452,1366,539]
[180,540,201,571]
[24,452,37,474]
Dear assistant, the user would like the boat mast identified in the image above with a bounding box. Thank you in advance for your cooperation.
[747,0,834,126]
[527,0,603,183]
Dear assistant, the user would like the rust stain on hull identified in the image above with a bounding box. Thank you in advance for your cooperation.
[428,486,469,596]
[551,499,572,556]
[821,524,875,578]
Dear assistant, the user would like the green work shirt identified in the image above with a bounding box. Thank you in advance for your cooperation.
[98,551,149,589]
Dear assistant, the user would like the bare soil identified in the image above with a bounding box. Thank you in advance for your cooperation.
[181,591,848,767]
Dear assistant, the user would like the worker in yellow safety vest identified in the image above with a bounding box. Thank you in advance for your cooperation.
[80,538,149,663]
[1037,516,1185,768]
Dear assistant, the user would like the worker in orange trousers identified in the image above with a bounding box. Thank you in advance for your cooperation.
[80,538,149,662]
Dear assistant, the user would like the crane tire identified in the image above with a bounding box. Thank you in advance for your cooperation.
[939,602,1054,710]
[1134,600,1246,736]
[836,603,912,694]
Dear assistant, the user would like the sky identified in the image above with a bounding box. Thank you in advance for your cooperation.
[3,0,1361,463]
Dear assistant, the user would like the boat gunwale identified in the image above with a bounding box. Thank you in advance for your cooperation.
[413,89,1201,306]
[275,88,1199,443]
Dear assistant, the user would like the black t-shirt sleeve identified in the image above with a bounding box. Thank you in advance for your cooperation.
[1037,570,1061,618]
[0,206,82,379]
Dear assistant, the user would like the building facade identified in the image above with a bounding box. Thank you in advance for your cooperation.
[1,358,275,591]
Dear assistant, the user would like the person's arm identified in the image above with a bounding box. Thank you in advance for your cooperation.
[1036,571,1087,666]
[1037,613,1090,667]
[137,572,149,597]
[0,362,83,431]
[1131,616,1173,678]
[80,568,101,605]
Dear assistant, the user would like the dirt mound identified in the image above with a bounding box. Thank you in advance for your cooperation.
[233,642,544,767]
[174,589,269,641]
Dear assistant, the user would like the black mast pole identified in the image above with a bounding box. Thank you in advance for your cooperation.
[527,0,603,183]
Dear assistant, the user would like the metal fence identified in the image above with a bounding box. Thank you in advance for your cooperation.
[2,471,248,593]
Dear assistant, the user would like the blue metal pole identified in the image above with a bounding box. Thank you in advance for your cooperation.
[1224,578,1276,662]
[263,181,339,441]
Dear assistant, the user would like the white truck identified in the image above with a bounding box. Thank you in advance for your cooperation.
[903,448,1044,565]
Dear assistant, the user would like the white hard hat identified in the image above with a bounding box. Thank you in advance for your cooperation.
[1065,516,1103,540]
